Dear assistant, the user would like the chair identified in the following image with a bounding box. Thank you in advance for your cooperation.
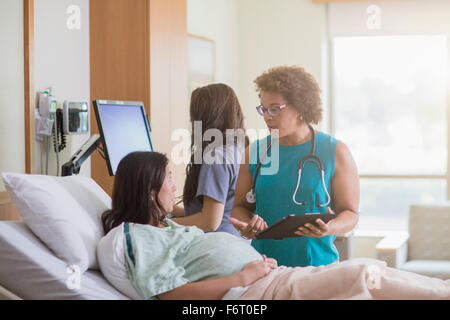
[335,231,354,261]
[376,203,450,279]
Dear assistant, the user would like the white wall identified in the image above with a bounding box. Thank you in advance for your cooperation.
[187,0,329,138]
[34,0,90,177]
[238,0,329,136]
[187,0,240,91]
[182,0,241,193]
[0,0,25,191]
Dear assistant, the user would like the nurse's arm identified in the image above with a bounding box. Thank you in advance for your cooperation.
[327,141,360,235]
[171,196,224,232]
[231,146,256,224]
[171,205,185,217]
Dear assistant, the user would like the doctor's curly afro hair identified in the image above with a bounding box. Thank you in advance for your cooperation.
[254,65,323,125]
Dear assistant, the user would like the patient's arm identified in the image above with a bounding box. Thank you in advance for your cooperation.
[157,259,275,300]
[157,272,245,300]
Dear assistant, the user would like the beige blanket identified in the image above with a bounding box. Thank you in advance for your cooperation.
[239,258,450,300]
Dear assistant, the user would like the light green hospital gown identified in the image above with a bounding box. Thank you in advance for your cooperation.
[124,219,262,300]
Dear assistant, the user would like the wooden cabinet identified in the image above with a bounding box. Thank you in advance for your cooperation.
[90,0,188,195]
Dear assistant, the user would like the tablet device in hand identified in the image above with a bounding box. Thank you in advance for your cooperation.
[255,213,336,240]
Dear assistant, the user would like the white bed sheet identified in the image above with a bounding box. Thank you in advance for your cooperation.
[0,221,130,300]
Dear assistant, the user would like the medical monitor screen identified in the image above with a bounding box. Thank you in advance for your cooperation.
[93,100,153,176]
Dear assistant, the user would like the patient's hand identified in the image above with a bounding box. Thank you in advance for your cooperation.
[262,254,278,269]
[239,256,277,286]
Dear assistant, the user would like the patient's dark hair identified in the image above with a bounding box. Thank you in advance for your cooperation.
[101,151,169,234]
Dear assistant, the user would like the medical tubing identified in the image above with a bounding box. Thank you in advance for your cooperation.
[251,141,273,191]
[293,158,331,207]
[53,117,60,176]
[46,136,49,175]
[318,169,331,207]
[310,125,316,154]
[53,109,66,152]
[292,168,306,205]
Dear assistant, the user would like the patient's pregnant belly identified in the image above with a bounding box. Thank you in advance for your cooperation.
[176,232,262,282]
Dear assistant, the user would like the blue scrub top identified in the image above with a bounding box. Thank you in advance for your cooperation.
[184,143,248,241]
[249,132,339,267]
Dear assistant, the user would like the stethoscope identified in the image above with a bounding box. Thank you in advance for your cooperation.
[246,124,331,208]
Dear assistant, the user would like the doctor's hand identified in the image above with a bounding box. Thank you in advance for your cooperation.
[294,207,334,238]
[229,214,268,239]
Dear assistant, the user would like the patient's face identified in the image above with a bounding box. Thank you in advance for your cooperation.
[157,165,176,214]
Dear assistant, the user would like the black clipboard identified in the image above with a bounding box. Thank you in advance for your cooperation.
[254,213,336,240]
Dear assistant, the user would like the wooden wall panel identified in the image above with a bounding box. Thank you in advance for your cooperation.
[23,0,35,174]
[89,0,151,195]
[90,0,188,195]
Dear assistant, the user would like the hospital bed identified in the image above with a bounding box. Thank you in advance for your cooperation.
[0,172,137,300]
[0,222,355,300]
[0,220,129,300]
[0,172,354,300]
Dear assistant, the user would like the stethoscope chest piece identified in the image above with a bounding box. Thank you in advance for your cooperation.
[246,190,256,204]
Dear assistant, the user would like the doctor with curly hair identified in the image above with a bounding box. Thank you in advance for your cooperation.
[230,65,360,267]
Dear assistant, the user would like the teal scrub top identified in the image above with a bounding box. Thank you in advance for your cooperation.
[249,132,339,267]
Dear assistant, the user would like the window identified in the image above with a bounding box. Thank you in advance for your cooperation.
[331,35,448,231]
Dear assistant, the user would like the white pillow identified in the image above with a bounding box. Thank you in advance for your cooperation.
[97,223,141,300]
[1,172,111,273]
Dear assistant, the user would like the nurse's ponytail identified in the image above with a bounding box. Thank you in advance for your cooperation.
[184,83,249,206]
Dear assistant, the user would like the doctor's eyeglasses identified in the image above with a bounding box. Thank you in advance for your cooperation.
[256,104,287,117]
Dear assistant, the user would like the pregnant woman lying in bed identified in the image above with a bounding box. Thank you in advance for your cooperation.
[100,151,450,300]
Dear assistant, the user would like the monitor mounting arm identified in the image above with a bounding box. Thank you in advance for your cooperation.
[61,134,103,176]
